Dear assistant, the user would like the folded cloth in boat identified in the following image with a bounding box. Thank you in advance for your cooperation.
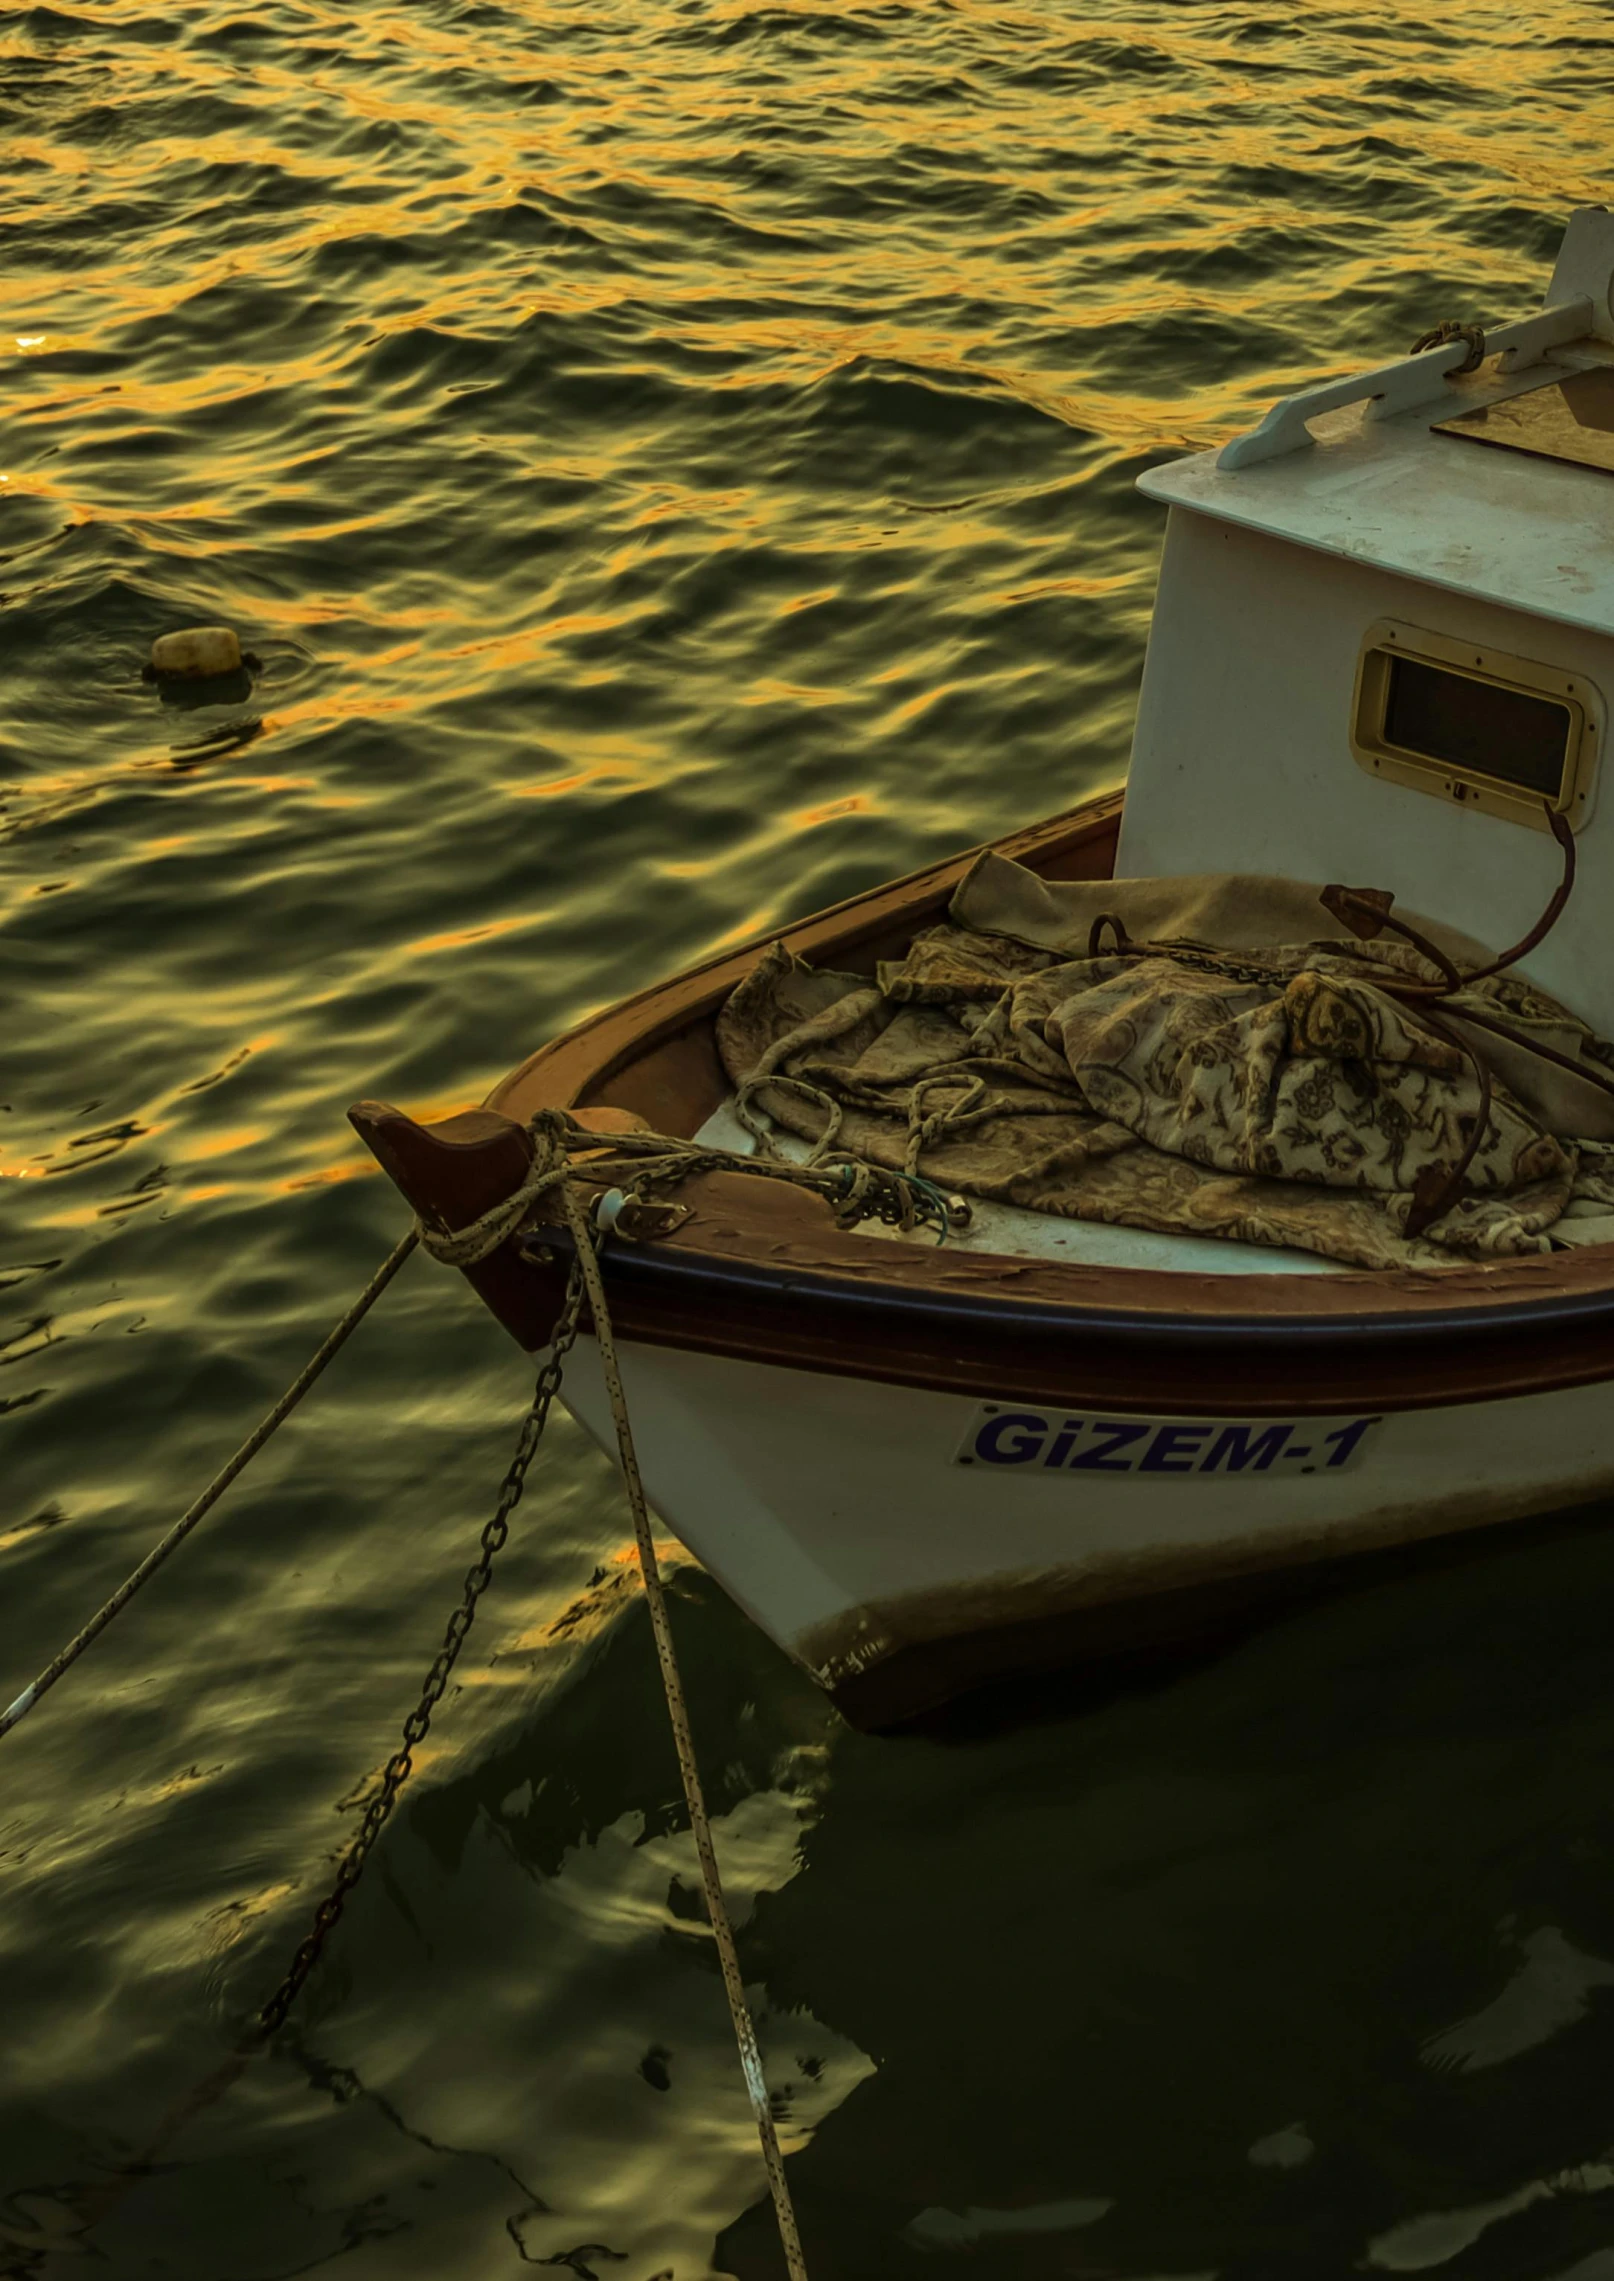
[953,854,1614,1145]
[715,864,1614,1271]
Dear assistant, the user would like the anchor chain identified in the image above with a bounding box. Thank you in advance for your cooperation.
[257,1259,585,2036]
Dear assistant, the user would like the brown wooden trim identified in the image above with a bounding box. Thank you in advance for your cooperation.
[505,1196,1614,1414]
[486,791,1125,1125]
[348,1099,541,1332]
[615,1168,1614,1331]
[339,1101,1614,1413]
[357,781,1614,1410]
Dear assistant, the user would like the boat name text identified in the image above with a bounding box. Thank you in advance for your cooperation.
[954,1406,1382,1477]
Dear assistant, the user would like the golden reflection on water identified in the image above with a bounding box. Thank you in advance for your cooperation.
[5,0,1614,2270]
[1,0,1607,1184]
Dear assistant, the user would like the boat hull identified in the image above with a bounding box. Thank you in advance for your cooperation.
[555,1335,1614,1728]
[348,784,1614,1724]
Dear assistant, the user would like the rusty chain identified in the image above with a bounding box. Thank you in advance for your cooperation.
[257,1258,585,2038]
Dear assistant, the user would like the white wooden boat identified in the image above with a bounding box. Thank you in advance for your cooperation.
[356,208,1614,1727]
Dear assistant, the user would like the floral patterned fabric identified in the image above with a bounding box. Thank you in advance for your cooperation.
[715,866,1614,1271]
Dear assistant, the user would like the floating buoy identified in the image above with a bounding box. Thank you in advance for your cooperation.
[143,627,251,682]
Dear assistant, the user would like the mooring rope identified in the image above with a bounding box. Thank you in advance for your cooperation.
[0,1228,421,1744]
[558,1182,811,2280]
[413,1146,572,1266]
[13,1129,810,2274]
[531,1103,967,1242]
[0,1103,947,1757]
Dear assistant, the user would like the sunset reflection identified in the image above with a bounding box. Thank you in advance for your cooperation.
[4,0,1614,2271]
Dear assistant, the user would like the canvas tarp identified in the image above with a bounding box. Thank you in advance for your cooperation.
[714,857,1614,1271]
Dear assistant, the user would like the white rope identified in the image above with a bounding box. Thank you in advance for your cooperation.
[0,1128,567,1747]
[417,1126,812,2266]
[559,1184,811,2281]
[414,1146,570,1266]
[0,1229,421,1745]
[5,1110,811,2275]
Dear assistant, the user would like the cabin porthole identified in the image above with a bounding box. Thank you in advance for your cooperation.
[1350,619,1603,833]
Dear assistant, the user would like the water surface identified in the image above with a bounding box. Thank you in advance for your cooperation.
[5,0,1614,2272]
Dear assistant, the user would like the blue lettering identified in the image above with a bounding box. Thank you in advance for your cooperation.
[1201,1423,1291,1473]
[1069,1421,1151,1471]
[1322,1416,1379,1467]
[974,1412,1049,1466]
[1043,1421,1085,1468]
[1141,1424,1212,1472]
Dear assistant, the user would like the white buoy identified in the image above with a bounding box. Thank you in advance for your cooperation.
[147,626,243,681]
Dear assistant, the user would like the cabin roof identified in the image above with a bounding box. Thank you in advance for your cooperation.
[1140,343,1614,641]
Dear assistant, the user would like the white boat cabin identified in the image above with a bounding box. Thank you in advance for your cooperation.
[705,208,1614,1276]
[1127,204,1614,1038]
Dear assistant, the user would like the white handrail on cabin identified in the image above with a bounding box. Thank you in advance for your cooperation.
[1216,296,1594,473]
[1217,206,1614,471]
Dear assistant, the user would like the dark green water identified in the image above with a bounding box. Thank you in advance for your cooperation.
[6,0,1614,2271]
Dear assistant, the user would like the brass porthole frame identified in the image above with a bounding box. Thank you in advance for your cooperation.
[1350,618,1603,834]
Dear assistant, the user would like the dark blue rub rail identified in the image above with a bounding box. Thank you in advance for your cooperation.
[523,1225,1614,1351]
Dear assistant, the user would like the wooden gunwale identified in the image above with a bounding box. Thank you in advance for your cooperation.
[507,1210,1614,1415]
[473,785,1614,1414]
[488,792,1132,1122]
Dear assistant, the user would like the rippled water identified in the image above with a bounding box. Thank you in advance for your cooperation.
[6,0,1614,2272]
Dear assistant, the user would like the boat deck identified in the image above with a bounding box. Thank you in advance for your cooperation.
[694,1101,1343,1278]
